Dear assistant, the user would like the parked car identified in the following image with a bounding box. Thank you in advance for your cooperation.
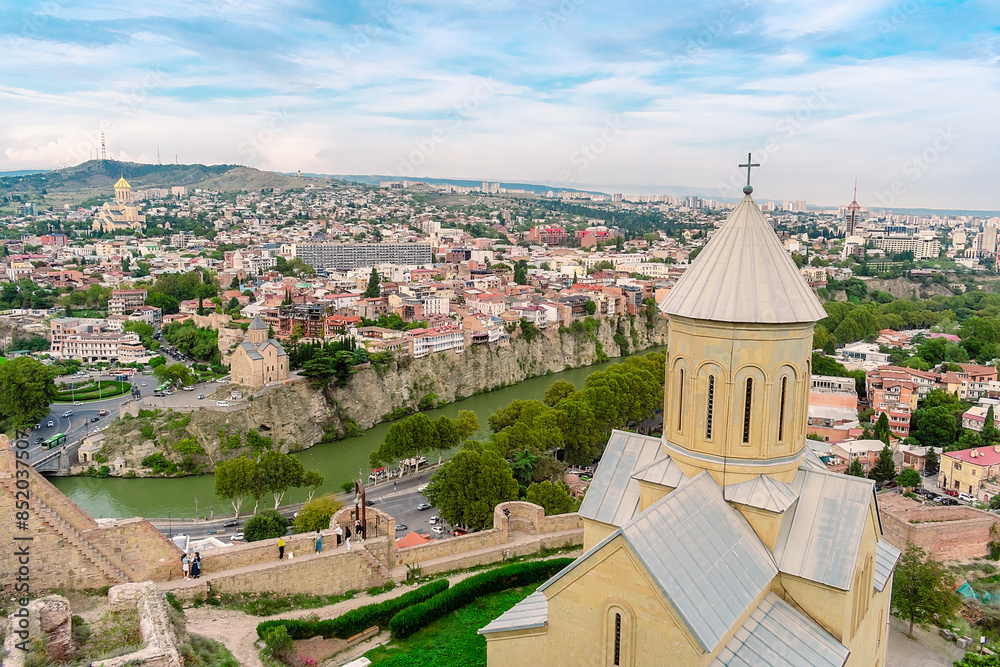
[417,484,428,493]
[959,492,976,503]
[940,497,959,506]
[230,533,244,541]
[141,382,147,386]
[182,386,194,391]
[451,528,467,537]
[216,378,229,383]
[153,392,165,397]
[883,480,898,489]
[429,515,440,525]
[217,401,230,407]
[417,503,432,511]
[923,469,937,477]
[431,526,445,534]
[73,401,82,406]
[395,523,407,531]
[917,489,936,499]
[945,489,959,497]
[197,394,204,400]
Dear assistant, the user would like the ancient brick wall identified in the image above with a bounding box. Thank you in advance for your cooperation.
[880,496,1000,561]
[207,547,387,596]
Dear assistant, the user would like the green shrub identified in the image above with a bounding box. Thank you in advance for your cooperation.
[388,559,572,639]
[256,579,448,641]
[244,510,289,542]
[262,624,294,663]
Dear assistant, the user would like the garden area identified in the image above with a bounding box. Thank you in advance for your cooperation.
[53,379,129,402]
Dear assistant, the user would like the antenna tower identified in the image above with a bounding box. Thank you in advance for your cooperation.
[100,133,107,160]
[157,146,161,165]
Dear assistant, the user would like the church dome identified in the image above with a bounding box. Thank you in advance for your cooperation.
[114,176,131,189]
[659,193,826,324]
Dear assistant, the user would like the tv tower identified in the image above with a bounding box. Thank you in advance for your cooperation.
[100,132,107,160]
[157,146,161,165]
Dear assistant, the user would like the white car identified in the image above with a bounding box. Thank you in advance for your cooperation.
[959,492,976,503]
[217,401,230,407]
[141,382,147,386]
[182,386,194,391]
[216,378,229,383]
[431,526,445,534]
[417,484,428,493]
[429,515,440,525]
[230,533,244,541]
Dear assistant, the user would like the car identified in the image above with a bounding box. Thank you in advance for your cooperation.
[431,526,445,534]
[34,423,41,430]
[959,492,976,503]
[916,489,936,499]
[451,528,467,536]
[206,530,217,535]
[417,503,432,511]
[62,411,73,417]
[197,394,204,400]
[73,401,82,406]
[216,378,228,383]
[883,480,898,489]
[141,382,147,386]
[90,417,99,423]
[99,409,108,416]
[217,401,230,407]
[47,420,54,427]
[873,484,883,493]
[230,533,244,541]
[153,392,165,397]
[940,497,959,506]
[945,489,959,497]
[417,484,428,493]
[395,524,407,531]
[162,390,173,395]
[182,386,194,391]
[34,437,43,444]
[223,519,239,528]
[429,515,439,524]
[365,499,375,506]
[923,469,937,477]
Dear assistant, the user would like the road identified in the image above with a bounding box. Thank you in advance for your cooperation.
[148,466,448,544]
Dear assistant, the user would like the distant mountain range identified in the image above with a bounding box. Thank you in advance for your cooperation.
[0,160,324,206]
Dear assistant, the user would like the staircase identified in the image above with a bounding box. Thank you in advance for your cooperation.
[31,493,130,585]
[360,542,391,579]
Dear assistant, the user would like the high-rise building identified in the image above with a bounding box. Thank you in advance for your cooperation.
[846,182,862,237]
[292,243,433,270]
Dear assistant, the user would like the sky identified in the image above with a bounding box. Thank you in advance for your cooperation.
[1,0,998,209]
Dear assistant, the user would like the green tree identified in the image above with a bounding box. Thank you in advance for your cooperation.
[123,320,155,348]
[0,357,58,430]
[911,406,958,450]
[873,412,891,445]
[525,480,576,515]
[259,450,305,509]
[983,405,1000,446]
[543,379,576,407]
[433,415,460,465]
[364,266,382,298]
[154,363,193,387]
[923,446,939,474]
[292,494,342,533]
[370,413,439,472]
[302,469,325,501]
[425,447,519,531]
[955,655,1000,667]
[584,300,597,315]
[244,509,289,542]
[846,457,866,477]
[869,444,897,483]
[455,409,480,442]
[513,259,529,285]
[891,543,959,638]
[214,456,257,519]
[896,468,922,489]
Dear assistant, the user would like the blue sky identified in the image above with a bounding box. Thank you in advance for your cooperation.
[1,0,998,209]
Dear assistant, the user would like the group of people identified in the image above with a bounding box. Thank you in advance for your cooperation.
[272,519,369,560]
[181,552,201,580]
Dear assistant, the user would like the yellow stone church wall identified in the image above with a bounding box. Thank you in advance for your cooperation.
[581,517,616,552]
[663,315,814,485]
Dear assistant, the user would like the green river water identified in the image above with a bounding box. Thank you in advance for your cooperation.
[52,348,665,519]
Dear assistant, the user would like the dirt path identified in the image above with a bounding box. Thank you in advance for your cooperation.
[183,552,580,667]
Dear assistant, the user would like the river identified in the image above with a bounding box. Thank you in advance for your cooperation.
[52,347,665,518]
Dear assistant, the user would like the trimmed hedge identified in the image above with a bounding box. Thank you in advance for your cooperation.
[256,579,448,641]
[388,558,572,639]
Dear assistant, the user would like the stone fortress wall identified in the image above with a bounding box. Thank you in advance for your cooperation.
[880,495,1000,561]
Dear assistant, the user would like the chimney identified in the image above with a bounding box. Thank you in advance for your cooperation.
[972,449,979,458]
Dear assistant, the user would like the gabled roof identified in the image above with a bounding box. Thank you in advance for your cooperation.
[874,540,901,593]
[659,194,826,324]
[619,472,777,652]
[578,430,663,527]
[630,453,686,488]
[773,468,873,590]
[712,592,849,667]
[724,475,798,513]
[478,591,548,635]
[248,314,267,330]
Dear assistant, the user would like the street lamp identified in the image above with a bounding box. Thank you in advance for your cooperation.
[168,512,172,539]
[194,496,199,522]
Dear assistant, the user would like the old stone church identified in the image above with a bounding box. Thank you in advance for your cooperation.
[480,187,899,666]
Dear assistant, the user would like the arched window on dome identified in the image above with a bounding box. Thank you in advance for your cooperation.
[742,378,753,445]
[706,375,715,440]
[778,376,788,442]
[676,368,684,433]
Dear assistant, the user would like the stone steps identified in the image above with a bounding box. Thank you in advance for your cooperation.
[33,497,129,584]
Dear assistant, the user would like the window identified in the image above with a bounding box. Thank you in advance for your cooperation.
[676,369,684,432]
[706,375,715,439]
[614,613,621,666]
[778,377,787,441]
[742,378,753,444]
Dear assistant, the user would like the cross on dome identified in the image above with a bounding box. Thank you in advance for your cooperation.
[738,153,760,195]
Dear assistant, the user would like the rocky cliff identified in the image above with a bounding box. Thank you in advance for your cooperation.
[92,314,668,474]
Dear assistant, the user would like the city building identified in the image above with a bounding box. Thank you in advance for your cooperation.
[408,325,464,359]
[807,374,859,442]
[48,317,147,363]
[277,303,326,341]
[92,177,146,234]
[939,447,1000,502]
[292,242,433,269]
[481,189,896,666]
[865,233,941,260]
[229,315,289,388]
[108,289,148,316]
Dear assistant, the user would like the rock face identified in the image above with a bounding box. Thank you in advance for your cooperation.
[95,314,667,472]
[30,595,73,661]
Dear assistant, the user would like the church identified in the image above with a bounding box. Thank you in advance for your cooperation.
[92,176,145,234]
[480,179,899,666]
[229,314,289,388]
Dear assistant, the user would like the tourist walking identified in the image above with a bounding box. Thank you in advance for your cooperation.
[393,481,397,492]
[315,530,323,554]
[355,519,363,542]
[181,554,190,580]
[344,525,352,551]
[278,536,285,561]
[191,553,201,579]
[335,524,343,547]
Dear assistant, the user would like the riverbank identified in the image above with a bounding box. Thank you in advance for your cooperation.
[52,345,667,518]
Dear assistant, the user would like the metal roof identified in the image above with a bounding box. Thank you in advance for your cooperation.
[773,468,873,590]
[478,591,548,635]
[630,454,686,488]
[659,194,827,324]
[874,540,901,593]
[724,475,798,514]
[248,314,267,330]
[578,430,664,527]
[619,471,777,652]
[799,447,831,473]
[712,592,849,667]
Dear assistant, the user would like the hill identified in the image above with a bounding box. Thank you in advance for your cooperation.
[0,160,325,206]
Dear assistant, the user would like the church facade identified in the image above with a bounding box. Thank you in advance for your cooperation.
[480,188,898,666]
[92,177,145,234]
[229,315,289,388]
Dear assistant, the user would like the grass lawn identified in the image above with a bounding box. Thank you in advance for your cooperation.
[364,583,539,667]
